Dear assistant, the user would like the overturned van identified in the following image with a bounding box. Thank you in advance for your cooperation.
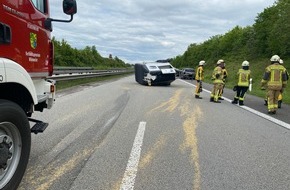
[135,62,176,86]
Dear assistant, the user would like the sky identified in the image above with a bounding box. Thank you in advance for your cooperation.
[50,0,276,64]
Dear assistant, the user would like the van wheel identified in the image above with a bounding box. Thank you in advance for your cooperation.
[0,100,31,190]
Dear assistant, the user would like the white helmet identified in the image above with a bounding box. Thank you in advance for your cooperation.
[270,55,280,62]
[199,60,205,66]
[242,60,249,67]
[279,59,283,64]
[217,59,224,65]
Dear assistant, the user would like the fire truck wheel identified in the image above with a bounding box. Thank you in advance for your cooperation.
[0,99,31,190]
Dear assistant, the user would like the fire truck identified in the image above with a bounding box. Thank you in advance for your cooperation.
[0,0,77,189]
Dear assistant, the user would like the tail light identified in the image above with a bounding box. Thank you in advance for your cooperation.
[50,84,55,93]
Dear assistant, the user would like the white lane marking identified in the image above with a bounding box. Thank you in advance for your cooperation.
[180,79,211,94]
[120,121,146,190]
[178,79,290,130]
[241,106,290,129]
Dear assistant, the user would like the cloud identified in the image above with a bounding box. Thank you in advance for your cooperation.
[50,0,276,63]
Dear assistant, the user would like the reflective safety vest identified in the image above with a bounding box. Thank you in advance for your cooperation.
[237,69,251,87]
[262,63,287,90]
[195,66,204,81]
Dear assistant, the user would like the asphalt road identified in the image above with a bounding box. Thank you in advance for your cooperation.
[18,76,290,190]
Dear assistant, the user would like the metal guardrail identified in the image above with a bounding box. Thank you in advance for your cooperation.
[48,67,133,81]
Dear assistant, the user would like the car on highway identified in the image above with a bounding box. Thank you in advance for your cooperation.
[180,68,195,80]
[134,62,176,86]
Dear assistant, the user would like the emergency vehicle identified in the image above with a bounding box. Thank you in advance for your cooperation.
[0,0,77,189]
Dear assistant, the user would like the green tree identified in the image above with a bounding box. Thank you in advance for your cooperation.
[52,38,128,69]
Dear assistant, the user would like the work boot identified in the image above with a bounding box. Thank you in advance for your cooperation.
[278,100,282,108]
[268,110,276,115]
[195,95,202,99]
[239,101,244,106]
[264,100,268,106]
[231,98,238,104]
[218,97,224,100]
[214,100,221,103]
[210,97,214,102]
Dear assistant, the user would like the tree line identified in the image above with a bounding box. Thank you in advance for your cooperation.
[52,38,130,69]
[170,0,290,69]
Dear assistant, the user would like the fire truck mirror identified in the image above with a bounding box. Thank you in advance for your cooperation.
[63,0,77,15]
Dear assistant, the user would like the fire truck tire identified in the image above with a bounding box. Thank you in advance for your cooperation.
[0,99,31,190]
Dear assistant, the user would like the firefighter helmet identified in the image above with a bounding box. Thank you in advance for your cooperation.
[199,60,205,66]
[217,59,224,65]
[279,59,283,64]
[242,60,249,67]
[270,55,280,62]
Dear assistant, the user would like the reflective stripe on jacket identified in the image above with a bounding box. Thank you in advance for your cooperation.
[237,69,251,87]
[212,66,224,84]
[195,66,204,81]
[262,63,287,89]
[222,68,228,82]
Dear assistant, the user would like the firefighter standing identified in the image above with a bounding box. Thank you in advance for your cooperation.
[218,62,228,100]
[231,61,251,106]
[277,59,289,108]
[261,55,287,114]
[264,58,289,107]
[195,60,205,99]
[210,59,224,103]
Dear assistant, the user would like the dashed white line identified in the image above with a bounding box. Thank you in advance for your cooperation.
[179,79,290,130]
[120,121,146,190]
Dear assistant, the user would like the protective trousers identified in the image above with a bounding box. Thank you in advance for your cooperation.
[211,83,223,101]
[195,81,201,96]
[233,86,248,105]
[267,89,280,112]
[219,83,225,98]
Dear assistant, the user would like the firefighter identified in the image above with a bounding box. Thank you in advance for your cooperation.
[218,62,228,100]
[261,55,287,114]
[195,60,205,99]
[277,59,289,108]
[231,61,251,106]
[264,58,289,107]
[210,59,224,103]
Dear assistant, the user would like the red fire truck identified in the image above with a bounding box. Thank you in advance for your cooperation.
[0,0,77,189]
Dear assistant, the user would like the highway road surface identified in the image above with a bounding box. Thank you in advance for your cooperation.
[19,75,290,190]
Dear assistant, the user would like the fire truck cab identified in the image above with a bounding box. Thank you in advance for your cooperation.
[0,0,77,189]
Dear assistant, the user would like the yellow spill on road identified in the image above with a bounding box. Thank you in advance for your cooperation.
[139,135,167,169]
[147,89,203,190]
[180,100,203,190]
[25,147,96,190]
[149,89,182,114]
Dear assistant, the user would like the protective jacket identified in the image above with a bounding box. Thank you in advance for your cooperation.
[237,69,251,87]
[222,68,228,82]
[212,66,224,84]
[261,63,287,90]
[195,66,204,81]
